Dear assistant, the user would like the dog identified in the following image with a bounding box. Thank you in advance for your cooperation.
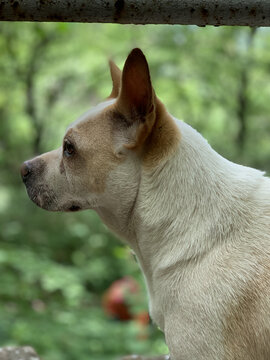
[21,48,270,360]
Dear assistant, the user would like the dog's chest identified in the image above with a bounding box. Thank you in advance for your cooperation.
[145,279,168,331]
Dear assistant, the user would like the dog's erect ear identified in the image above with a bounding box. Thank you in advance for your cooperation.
[109,60,122,98]
[114,49,156,150]
[117,48,155,120]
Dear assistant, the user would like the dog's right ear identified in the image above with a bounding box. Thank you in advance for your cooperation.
[113,48,156,151]
[108,60,122,99]
[117,48,154,120]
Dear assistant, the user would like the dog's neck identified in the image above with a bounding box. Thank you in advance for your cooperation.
[136,119,263,264]
[97,117,264,286]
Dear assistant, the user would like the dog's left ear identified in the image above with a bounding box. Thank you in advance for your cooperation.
[109,60,122,98]
[115,48,156,149]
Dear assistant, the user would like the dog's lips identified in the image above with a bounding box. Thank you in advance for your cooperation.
[24,183,58,211]
[24,181,82,212]
[67,205,81,212]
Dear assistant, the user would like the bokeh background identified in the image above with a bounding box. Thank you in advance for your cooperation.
[0,23,270,360]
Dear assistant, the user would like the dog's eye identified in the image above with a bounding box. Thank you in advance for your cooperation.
[63,139,75,157]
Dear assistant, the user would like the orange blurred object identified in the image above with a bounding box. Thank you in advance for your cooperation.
[102,276,150,324]
[135,311,150,326]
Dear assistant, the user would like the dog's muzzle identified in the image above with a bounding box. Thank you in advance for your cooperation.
[20,159,58,211]
[20,158,46,185]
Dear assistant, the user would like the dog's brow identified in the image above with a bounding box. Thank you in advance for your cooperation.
[63,129,77,147]
[112,110,131,127]
[65,127,73,135]
[64,128,76,141]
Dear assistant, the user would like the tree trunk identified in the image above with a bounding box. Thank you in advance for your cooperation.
[121,356,169,360]
[0,0,269,26]
[236,27,257,152]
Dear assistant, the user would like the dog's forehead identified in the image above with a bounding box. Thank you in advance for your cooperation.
[66,98,116,133]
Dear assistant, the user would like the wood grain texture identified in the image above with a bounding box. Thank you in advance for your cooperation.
[0,0,269,26]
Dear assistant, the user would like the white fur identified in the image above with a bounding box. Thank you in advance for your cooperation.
[68,98,116,129]
[26,93,270,358]
[97,116,270,359]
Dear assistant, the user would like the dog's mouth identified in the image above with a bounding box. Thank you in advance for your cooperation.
[24,181,82,213]
[25,184,58,211]
[68,205,81,212]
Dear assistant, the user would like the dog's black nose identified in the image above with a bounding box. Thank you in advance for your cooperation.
[20,161,31,182]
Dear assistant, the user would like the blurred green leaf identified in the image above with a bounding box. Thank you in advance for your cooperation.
[0,22,270,360]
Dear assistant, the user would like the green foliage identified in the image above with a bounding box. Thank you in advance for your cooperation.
[0,22,270,359]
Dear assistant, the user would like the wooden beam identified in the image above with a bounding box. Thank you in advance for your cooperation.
[0,0,269,26]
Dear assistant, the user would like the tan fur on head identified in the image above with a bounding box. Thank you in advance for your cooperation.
[114,48,180,166]
[21,48,181,213]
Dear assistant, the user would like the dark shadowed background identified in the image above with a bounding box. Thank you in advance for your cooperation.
[0,23,270,360]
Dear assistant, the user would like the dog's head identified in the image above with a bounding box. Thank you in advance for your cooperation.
[21,48,180,213]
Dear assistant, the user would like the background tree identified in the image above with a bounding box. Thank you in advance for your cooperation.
[1,23,270,360]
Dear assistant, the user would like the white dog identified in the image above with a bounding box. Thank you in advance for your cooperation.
[21,48,270,360]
